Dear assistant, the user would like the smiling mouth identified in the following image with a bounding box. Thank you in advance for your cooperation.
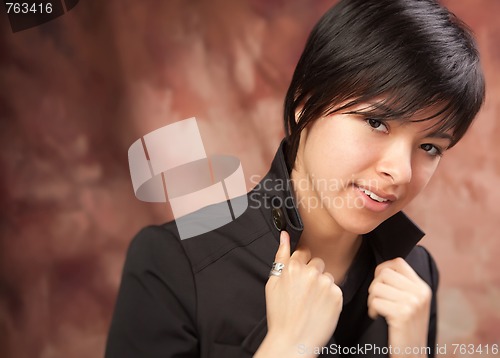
[358,187,390,203]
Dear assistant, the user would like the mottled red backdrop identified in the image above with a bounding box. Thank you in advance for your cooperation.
[1,1,499,357]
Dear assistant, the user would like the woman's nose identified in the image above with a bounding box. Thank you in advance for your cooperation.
[375,141,413,185]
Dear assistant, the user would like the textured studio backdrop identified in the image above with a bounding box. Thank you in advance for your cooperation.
[1,1,499,357]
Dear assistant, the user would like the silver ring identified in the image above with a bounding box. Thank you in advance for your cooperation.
[269,262,285,277]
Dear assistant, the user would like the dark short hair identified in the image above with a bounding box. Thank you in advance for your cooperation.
[283,0,485,169]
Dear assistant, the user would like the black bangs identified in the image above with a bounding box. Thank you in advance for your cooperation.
[284,0,485,169]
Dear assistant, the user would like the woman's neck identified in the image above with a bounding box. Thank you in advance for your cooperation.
[291,168,362,282]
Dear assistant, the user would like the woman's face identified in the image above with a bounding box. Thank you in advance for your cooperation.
[291,103,453,235]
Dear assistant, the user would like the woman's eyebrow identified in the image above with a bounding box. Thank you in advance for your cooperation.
[426,131,453,142]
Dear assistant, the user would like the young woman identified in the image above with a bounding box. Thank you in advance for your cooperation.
[105,0,485,357]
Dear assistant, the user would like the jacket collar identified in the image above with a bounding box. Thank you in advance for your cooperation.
[256,138,425,261]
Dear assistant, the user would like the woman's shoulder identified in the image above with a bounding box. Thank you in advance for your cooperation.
[125,210,273,276]
[122,224,196,294]
[126,223,188,264]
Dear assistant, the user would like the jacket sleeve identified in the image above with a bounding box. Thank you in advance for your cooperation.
[105,225,199,358]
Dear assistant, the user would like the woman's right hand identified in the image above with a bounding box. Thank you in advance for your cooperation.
[255,230,343,357]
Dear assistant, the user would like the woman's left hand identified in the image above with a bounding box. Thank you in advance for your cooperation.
[367,257,432,358]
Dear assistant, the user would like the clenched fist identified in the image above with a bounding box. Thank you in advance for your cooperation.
[255,231,343,358]
[368,257,432,357]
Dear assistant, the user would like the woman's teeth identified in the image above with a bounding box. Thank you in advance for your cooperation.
[360,188,389,203]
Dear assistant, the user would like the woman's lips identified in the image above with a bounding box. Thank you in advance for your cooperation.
[354,185,395,212]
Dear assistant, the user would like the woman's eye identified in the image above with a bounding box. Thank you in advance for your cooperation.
[366,118,389,133]
[421,143,442,157]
